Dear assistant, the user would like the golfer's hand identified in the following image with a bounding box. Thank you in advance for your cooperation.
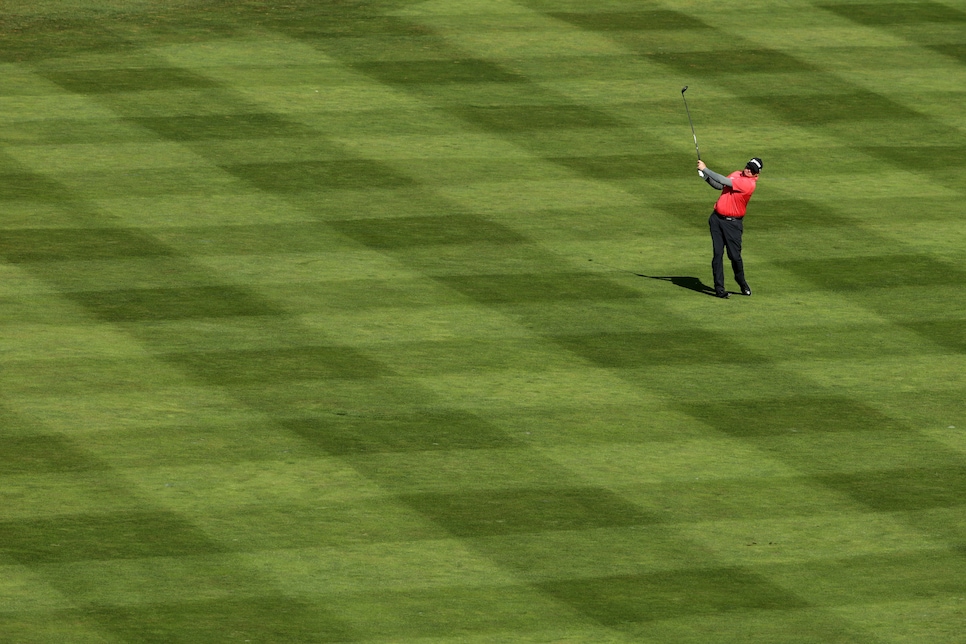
[697,160,706,172]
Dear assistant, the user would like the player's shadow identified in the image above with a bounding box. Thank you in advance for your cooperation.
[643,275,717,296]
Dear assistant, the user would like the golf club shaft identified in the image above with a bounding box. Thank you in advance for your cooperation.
[681,86,704,177]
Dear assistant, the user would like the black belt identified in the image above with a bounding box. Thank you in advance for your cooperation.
[714,211,742,222]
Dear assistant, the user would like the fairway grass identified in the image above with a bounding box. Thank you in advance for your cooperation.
[2,0,965,641]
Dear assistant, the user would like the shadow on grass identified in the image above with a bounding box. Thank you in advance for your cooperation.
[644,275,717,296]
[585,261,716,296]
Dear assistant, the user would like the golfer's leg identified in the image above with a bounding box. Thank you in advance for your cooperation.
[724,220,746,288]
[709,214,726,294]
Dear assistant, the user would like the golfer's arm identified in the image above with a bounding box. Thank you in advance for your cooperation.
[702,167,732,189]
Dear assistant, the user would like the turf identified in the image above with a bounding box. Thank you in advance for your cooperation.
[1,0,965,641]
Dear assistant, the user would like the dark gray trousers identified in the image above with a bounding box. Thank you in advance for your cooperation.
[709,212,746,294]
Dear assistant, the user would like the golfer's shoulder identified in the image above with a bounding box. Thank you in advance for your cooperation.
[732,174,758,191]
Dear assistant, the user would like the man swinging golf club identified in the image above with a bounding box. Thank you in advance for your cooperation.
[698,156,762,299]
[680,87,761,299]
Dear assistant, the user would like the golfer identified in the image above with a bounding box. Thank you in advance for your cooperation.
[697,157,762,299]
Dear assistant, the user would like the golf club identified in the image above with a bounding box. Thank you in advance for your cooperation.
[681,86,704,177]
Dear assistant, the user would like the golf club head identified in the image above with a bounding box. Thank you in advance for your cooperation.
[681,85,688,94]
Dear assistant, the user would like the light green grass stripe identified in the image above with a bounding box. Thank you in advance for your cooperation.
[0,323,147,361]
[832,598,966,644]
[121,458,388,511]
[0,564,75,613]
[675,512,951,566]
[18,555,274,607]
[85,193,320,228]
[10,142,214,173]
[0,472,141,520]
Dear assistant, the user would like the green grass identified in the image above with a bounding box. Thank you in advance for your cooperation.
[2,0,966,641]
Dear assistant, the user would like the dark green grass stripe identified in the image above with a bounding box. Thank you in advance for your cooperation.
[818,466,966,511]
[0,227,176,263]
[0,17,138,63]
[539,568,810,624]
[435,273,642,304]
[152,222,348,255]
[745,90,923,124]
[901,319,966,353]
[164,346,389,384]
[282,411,523,455]
[735,198,853,231]
[551,153,697,180]
[862,144,966,171]
[220,2,425,38]
[356,58,528,84]
[223,159,415,192]
[128,114,318,141]
[45,68,218,93]
[647,48,818,75]
[818,2,966,26]
[930,43,966,65]
[685,396,910,438]
[399,487,658,536]
[779,254,966,291]
[330,215,529,248]
[553,330,769,367]
[0,171,77,202]
[0,511,228,564]
[549,10,711,31]
[0,434,107,474]
[451,104,625,131]
[67,286,282,322]
[86,597,358,643]
[198,497,450,548]
[3,356,182,396]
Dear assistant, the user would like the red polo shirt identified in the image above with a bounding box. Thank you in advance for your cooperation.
[714,171,758,217]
